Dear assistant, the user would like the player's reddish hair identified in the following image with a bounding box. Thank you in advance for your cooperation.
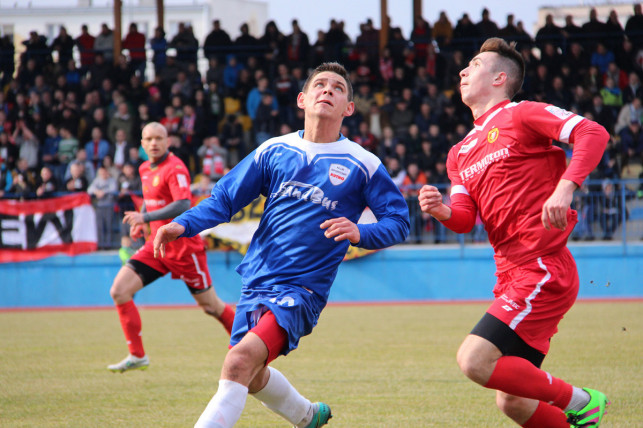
[302,62,353,101]
[479,38,525,99]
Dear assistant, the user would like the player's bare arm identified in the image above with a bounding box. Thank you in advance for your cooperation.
[153,222,186,258]
[418,185,452,220]
[320,217,360,244]
[541,179,577,231]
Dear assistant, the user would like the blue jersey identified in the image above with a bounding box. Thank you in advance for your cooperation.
[175,131,409,300]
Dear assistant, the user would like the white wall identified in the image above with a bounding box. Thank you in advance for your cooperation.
[0,0,268,51]
[537,4,635,30]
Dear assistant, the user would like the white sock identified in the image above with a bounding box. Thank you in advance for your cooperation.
[565,387,591,412]
[250,366,313,426]
[194,379,248,428]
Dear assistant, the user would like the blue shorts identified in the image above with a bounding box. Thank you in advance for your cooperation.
[230,284,327,356]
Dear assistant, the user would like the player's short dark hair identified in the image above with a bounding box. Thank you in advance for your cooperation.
[479,37,525,99]
[302,62,353,101]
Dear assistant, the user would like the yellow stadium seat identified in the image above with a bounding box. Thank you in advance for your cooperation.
[224,97,241,115]
[237,115,253,131]
[374,92,385,106]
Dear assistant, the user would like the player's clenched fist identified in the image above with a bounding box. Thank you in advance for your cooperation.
[418,185,451,221]
[153,222,186,258]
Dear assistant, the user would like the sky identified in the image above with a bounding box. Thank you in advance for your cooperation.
[8,0,637,39]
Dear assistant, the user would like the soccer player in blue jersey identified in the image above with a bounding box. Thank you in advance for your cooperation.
[153,62,410,428]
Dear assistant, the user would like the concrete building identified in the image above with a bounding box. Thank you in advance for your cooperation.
[0,0,267,71]
[536,3,636,32]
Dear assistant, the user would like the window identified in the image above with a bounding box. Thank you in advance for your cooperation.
[168,21,192,39]
[1,24,14,40]
[45,23,64,43]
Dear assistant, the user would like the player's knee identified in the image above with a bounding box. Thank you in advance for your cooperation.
[109,282,123,302]
[496,393,529,420]
[456,347,486,383]
[223,346,260,380]
[194,293,223,318]
[110,281,133,303]
[198,302,219,318]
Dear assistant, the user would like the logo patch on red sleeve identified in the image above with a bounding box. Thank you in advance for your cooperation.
[177,174,188,188]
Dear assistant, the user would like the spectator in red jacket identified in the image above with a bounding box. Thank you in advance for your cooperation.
[75,24,95,72]
[122,23,147,79]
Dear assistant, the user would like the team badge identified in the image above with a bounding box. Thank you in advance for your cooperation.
[487,127,499,143]
[328,163,350,185]
[152,175,160,187]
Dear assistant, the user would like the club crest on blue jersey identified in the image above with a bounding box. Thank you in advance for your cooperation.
[328,163,350,185]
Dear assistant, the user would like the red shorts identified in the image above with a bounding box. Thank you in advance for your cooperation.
[129,241,211,292]
[487,247,579,354]
[228,310,288,365]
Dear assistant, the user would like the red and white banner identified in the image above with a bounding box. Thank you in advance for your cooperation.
[0,193,97,263]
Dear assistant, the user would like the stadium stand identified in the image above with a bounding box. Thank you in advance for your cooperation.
[1,6,642,248]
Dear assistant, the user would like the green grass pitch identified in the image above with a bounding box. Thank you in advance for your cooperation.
[1,301,641,427]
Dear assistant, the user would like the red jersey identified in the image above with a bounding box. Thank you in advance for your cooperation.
[446,100,602,272]
[122,31,146,61]
[140,153,203,258]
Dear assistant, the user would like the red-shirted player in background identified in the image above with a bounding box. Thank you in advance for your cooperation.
[108,122,234,373]
[419,38,610,428]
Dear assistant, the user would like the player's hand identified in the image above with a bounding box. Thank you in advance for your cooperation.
[320,217,360,244]
[418,185,451,220]
[123,211,145,226]
[541,179,577,231]
[130,224,145,240]
[153,222,185,258]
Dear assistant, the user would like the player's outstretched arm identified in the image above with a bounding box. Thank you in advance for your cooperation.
[153,222,186,258]
[418,185,451,220]
[320,217,360,244]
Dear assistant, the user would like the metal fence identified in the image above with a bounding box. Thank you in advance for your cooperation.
[3,178,642,250]
[403,179,643,246]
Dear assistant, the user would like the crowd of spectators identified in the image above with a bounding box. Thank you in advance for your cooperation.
[1,5,643,247]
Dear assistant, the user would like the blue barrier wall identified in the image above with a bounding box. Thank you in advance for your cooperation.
[1,244,642,309]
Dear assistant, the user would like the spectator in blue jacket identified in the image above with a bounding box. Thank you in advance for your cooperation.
[85,127,112,171]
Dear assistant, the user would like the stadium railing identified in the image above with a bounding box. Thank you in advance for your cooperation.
[2,179,642,251]
[403,178,643,247]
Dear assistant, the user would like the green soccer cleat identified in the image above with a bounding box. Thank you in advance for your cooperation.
[565,388,610,427]
[107,354,150,373]
[302,402,332,428]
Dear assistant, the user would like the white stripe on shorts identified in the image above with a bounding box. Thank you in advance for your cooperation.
[509,257,551,330]
[191,253,208,288]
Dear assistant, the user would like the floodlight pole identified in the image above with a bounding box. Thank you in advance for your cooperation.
[413,0,422,22]
[113,0,122,65]
[156,0,165,31]
[380,0,388,55]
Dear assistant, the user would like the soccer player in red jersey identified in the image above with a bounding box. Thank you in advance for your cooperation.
[107,122,234,373]
[419,38,610,427]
